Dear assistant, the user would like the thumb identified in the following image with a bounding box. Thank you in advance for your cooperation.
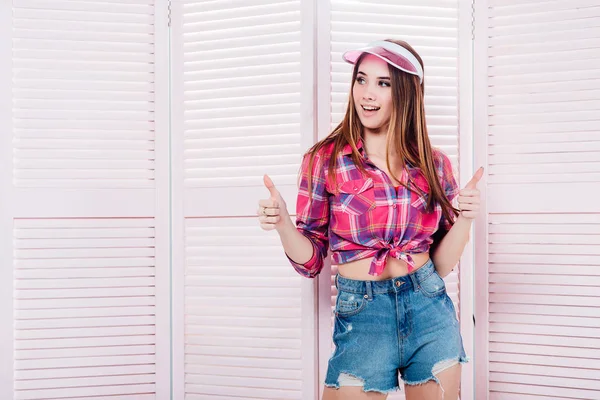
[464,167,484,190]
[263,174,280,199]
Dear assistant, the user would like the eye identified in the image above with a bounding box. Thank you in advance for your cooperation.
[379,80,391,87]
[355,77,366,84]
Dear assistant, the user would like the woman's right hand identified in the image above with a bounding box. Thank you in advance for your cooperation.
[257,174,291,232]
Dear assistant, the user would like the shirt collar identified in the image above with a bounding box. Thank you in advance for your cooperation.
[342,138,365,156]
[342,138,417,170]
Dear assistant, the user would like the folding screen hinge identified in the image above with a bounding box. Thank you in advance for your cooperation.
[167,0,172,27]
[471,0,475,40]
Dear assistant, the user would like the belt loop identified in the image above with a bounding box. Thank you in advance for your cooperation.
[409,271,419,292]
[365,280,373,300]
[335,274,339,290]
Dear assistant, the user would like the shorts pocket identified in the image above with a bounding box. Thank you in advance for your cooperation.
[418,270,446,297]
[337,178,376,216]
[335,290,367,317]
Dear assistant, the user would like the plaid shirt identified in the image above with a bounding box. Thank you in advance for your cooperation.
[286,139,459,278]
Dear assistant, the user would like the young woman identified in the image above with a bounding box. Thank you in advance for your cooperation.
[258,39,482,400]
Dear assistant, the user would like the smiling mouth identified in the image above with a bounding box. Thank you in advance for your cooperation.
[362,105,380,111]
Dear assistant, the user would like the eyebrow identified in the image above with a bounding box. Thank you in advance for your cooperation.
[357,71,390,80]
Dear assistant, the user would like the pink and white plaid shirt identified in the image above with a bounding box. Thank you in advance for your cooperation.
[286,139,459,278]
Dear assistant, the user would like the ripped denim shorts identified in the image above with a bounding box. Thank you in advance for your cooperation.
[324,258,469,394]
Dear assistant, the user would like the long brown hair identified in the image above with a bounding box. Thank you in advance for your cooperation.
[304,39,458,225]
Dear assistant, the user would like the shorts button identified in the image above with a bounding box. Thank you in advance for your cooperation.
[364,294,368,299]
[395,281,404,287]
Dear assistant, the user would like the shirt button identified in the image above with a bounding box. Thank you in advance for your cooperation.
[353,187,358,191]
[392,204,397,209]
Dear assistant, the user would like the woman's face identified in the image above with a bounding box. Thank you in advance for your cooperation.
[352,55,393,134]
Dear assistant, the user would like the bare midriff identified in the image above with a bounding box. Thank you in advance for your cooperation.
[337,252,430,281]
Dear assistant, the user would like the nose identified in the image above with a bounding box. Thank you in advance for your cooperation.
[362,90,375,101]
[362,82,377,101]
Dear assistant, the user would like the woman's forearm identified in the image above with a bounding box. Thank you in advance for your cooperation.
[432,215,473,278]
[277,218,315,265]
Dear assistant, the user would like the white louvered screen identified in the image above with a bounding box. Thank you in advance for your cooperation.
[480,1,600,398]
[183,218,306,399]
[0,1,169,399]
[487,215,600,399]
[12,0,157,189]
[171,1,317,399]
[14,218,157,400]
[319,1,464,398]
[180,0,304,208]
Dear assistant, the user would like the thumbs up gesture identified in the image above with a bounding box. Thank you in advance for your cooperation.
[258,174,291,231]
[457,167,484,220]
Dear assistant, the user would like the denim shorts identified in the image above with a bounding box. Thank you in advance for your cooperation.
[324,259,469,394]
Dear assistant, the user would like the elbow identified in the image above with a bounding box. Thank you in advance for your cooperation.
[436,260,458,279]
[293,261,322,279]
[290,253,324,279]
[431,252,456,279]
[287,236,327,279]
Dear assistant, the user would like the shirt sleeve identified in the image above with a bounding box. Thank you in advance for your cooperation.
[285,150,330,278]
[435,148,460,231]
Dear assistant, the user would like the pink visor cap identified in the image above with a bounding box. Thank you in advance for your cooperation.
[342,40,424,84]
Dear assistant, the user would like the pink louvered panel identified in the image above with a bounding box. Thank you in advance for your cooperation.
[0,1,170,398]
[488,215,600,398]
[172,0,319,398]
[183,217,306,399]
[322,1,464,399]
[13,218,158,400]
[485,1,600,398]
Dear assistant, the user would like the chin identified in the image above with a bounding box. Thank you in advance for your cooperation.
[361,120,386,132]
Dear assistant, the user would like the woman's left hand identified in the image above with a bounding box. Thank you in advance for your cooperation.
[457,167,484,220]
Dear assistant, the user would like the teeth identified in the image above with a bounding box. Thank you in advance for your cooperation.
[362,105,379,111]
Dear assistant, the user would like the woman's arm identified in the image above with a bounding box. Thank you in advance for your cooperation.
[281,151,331,278]
[277,218,317,265]
[431,215,472,278]
[432,166,483,278]
[261,175,317,267]
[261,171,329,278]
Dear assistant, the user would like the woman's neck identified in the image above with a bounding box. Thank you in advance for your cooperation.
[363,130,398,160]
